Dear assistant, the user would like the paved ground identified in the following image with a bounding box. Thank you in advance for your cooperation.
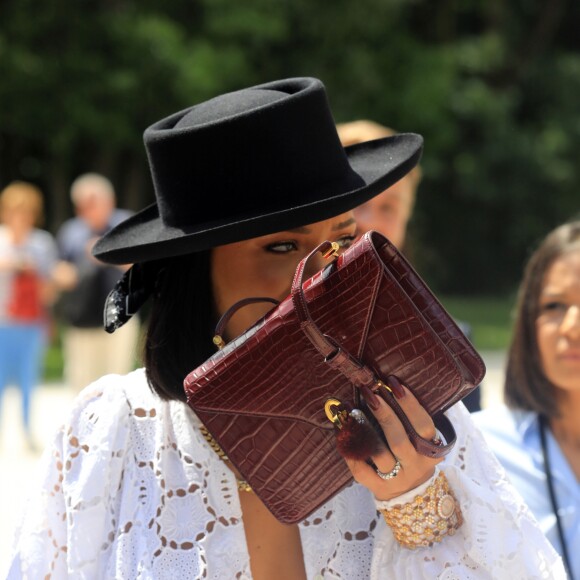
[0,350,506,572]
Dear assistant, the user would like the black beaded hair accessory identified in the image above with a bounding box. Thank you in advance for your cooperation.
[104,262,161,333]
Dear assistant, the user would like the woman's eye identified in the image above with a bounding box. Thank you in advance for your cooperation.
[540,301,567,313]
[335,235,356,249]
[265,241,297,254]
[265,235,355,255]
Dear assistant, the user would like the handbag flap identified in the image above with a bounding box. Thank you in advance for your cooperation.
[186,247,385,428]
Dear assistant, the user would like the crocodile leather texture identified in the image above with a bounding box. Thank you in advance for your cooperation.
[184,231,486,524]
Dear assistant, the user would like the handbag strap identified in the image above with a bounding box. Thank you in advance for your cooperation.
[213,297,280,348]
[291,240,456,458]
[291,240,377,388]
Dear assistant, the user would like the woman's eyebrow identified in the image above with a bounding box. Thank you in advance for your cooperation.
[332,217,356,231]
[540,290,565,298]
[286,217,356,235]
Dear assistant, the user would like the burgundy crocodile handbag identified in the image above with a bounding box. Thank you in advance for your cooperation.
[184,231,485,524]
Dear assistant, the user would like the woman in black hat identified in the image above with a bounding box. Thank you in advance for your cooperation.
[8,79,563,579]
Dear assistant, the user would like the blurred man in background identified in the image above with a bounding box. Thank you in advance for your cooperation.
[53,173,139,391]
[337,120,420,250]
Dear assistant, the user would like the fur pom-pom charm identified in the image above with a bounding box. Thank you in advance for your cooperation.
[335,409,383,461]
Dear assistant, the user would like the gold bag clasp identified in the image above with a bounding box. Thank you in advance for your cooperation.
[322,242,340,260]
[324,398,348,428]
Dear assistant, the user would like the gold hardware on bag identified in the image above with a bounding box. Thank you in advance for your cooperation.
[213,335,226,350]
[323,242,340,260]
[324,398,348,428]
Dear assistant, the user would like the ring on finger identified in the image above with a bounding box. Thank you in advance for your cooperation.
[376,458,401,480]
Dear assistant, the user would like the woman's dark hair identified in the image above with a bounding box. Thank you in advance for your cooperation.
[144,249,216,401]
[505,221,580,416]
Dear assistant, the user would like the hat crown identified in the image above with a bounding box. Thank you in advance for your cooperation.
[144,78,362,230]
[174,89,287,129]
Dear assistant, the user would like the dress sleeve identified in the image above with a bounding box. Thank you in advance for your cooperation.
[369,402,566,579]
[6,379,132,579]
[6,425,68,579]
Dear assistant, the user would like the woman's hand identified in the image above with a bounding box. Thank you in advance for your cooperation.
[344,377,443,501]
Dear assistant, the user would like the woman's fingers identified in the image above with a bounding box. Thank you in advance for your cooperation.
[372,448,401,476]
[344,377,444,500]
[344,449,434,500]
[361,386,416,461]
[344,455,386,490]
[382,375,438,443]
[360,375,442,465]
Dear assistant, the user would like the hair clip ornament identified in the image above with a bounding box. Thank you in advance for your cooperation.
[104,262,161,333]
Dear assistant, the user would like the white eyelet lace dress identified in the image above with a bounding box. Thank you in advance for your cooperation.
[7,369,565,579]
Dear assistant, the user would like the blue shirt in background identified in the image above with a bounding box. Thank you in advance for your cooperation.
[474,405,579,579]
[56,208,133,328]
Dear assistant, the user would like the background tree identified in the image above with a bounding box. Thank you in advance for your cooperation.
[1,0,579,292]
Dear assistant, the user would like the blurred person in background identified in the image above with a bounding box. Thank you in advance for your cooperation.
[337,120,420,250]
[337,120,481,412]
[474,221,580,580]
[0,182,58,450]
[53,173,139,391]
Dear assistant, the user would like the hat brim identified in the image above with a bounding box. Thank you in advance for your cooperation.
[93,133,423,264]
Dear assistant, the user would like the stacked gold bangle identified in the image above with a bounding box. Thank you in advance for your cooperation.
[377,471,463,549]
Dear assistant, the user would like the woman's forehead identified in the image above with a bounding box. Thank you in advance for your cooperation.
[258,212,355,238]
[542,250,580,291]
[301,212,356,232]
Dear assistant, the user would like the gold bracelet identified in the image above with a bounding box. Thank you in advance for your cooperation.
[377,471,463,549]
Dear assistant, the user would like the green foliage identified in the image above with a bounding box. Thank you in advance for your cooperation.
[439,295,515,351]
[1,0,580,292]
[406,2,580,292]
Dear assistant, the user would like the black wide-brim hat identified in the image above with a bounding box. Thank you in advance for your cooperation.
[93,77,423,265]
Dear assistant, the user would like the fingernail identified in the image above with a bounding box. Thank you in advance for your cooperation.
[387,375,406,400]
[361,385,380,411]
